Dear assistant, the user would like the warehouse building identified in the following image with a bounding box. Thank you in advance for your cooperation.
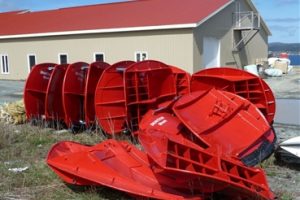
[0,0,271,80]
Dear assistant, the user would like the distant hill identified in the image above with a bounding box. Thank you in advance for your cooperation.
[269,42,300,53]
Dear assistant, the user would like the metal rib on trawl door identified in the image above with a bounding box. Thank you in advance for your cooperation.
[191,67,276,124]
[169,65,191,96]
[94,61,135,135]
[124,60,177,133]
[46,139,206,200]
[62,62,89,131]
[172,89,276,165]
[138,122,275,200]
[84,61,110,128]
[45,64,68,122]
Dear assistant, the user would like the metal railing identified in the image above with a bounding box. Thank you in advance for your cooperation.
[234,11,260,30]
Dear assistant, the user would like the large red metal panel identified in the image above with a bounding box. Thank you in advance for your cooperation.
[191,67,276,124]
[47,140,203,200]
[94,61,135,134]
[95,60,188,135]
[62,62,89,129]
[169,65,191,96]
[24,63,56,120]
[138,130,274,200]
[172,89,276,165]
[124,60,177,132]
[45,64,68,121]
[84,61,110,128]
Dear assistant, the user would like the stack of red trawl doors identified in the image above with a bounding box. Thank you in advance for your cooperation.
[42,62,276,199]
[24,61,110,131]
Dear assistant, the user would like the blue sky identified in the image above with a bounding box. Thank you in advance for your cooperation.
[252,0,300,43]
[0,0,299,43]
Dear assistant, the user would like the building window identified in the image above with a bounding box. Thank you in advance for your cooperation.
[135,51,148,62]
[28,54,36,71]
[59,54,68,64]
[1,54,9,74]
[94,52,105,62]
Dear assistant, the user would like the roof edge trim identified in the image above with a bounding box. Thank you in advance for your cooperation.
[0,23,196,39]
[196,0,235,27]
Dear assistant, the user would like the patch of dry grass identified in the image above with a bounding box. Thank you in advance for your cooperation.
[0,122,132,200]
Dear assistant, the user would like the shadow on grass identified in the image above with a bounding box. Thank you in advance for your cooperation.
[66,184,134,200]
[273,159,300,171]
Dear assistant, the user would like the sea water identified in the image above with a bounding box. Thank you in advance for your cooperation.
[289,54,300,66]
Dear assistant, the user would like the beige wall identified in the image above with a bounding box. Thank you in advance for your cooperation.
[0,29,193,80]
[0,0,269,80]
[193,0,268,72]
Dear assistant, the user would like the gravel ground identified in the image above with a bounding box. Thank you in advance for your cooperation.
[0,80,25,105]
[263,68,300,199]
[266,124,300,199]
[264,68,300,99]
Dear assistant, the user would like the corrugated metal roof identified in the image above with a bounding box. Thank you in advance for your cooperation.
[0,0,232,37]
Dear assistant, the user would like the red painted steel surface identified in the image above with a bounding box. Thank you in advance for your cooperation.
[138,89,276,166]
[84,61,110,127]
[47,140,205,200]
[172,89,276,163]
[191,67,276,124]
[94,61,135,134]
[45,63,277,199]
[95,60,179,135]
[124,60,176,132]
[0,0,230,36]
[62,62,89,128]
[169,65,191,96]
[47,108,274,200]
[24,63,57,120]
[138,112,275,200]
[45,64,68,121]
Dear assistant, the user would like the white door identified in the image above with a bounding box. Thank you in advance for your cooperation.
[203,37,220,68]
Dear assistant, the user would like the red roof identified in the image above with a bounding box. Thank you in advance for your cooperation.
[0,0,232,37]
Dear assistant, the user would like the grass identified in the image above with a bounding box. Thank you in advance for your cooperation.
[0,122,132,200]
[1,121,299,200]
[259,151,299,199]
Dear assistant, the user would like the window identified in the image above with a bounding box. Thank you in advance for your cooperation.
[28,54,36,71]
[59,54,68,64]
[1,54,9,74]
[94,52,105,62]
[135,51,148,62]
